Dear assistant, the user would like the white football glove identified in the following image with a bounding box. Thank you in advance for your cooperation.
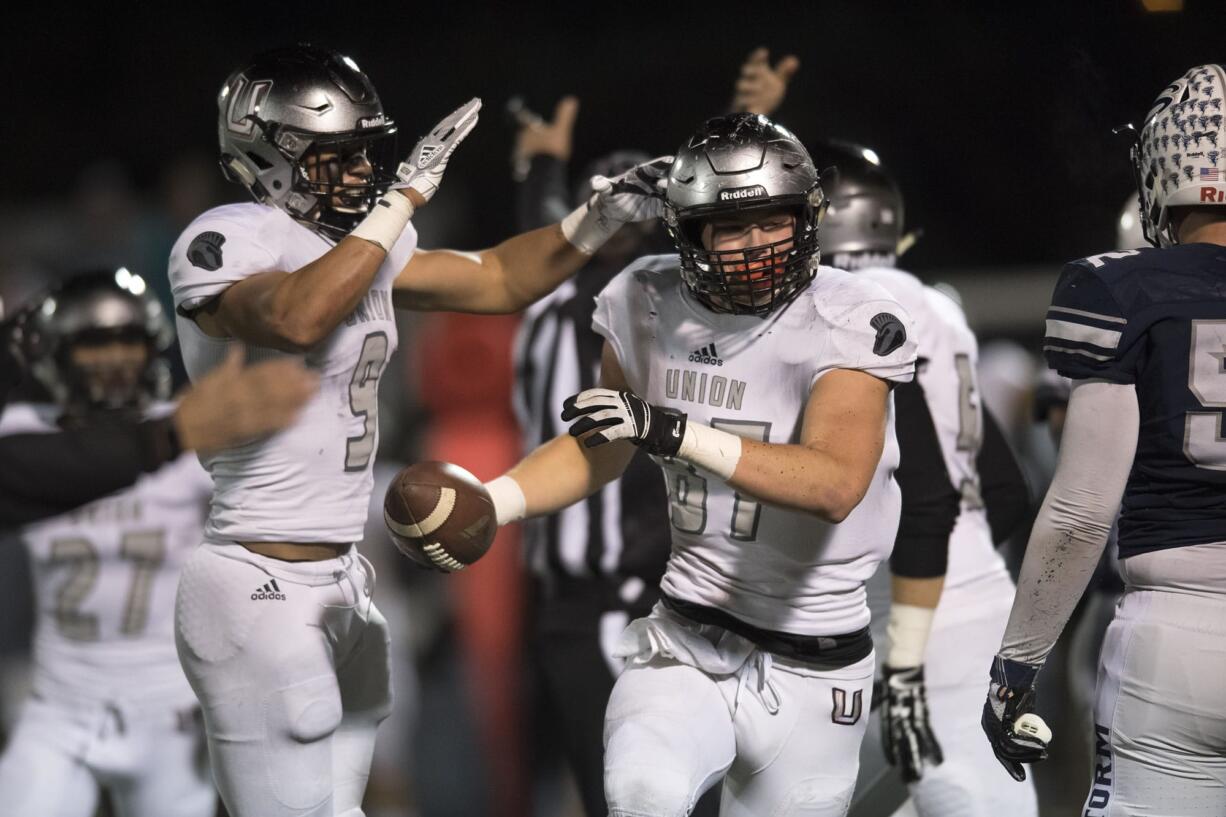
[391,97,482,204]
[353,98,481,250]
[561,155,672,254]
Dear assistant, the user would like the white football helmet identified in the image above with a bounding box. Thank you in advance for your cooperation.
[1132,64,1225,247]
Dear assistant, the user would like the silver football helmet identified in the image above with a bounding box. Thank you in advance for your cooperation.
[218,45,399,239]
[19,269,173,416]
[664,113,826,316]
[811,139,904,270]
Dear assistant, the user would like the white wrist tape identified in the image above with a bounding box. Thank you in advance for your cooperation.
[484,475,527,526]
[676,421,743,481]
[349,190,415,252]
[560,200,618,255]
[886,603,937,668]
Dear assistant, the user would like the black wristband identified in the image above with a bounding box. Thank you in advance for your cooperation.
[137,416,183,472]
[642,405,686,458]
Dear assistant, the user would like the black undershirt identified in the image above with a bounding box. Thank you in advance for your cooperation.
[0,412,180,527]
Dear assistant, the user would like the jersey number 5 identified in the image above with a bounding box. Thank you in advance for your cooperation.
[346,332,390,472]
[1184,320,1226,470]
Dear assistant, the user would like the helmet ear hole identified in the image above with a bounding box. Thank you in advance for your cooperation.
[245,151,273,171]
[222,155,257,187]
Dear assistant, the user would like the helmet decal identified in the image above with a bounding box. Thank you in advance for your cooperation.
[217,45,399,240]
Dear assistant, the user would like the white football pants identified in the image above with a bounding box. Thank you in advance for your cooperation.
[175,542,392,817]
[907,584,1038,817]
[1085,587,1226,815]
[0,694,213,817]
[603,604,874,817]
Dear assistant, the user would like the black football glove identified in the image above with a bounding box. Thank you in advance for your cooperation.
[880,665,944,783]
[561,388,686,457]
[982,655,1050,782]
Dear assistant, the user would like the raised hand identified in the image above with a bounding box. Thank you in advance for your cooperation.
[392,97,482,207]
[732,47,800,117]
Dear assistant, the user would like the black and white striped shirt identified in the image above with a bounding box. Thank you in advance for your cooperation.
[512,270,671,590]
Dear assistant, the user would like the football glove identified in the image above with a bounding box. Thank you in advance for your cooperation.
[982,655,1050,782]
[561,388,686,456]
[561,156,672,253]
[391,98,482,203]
[880,665,943,783]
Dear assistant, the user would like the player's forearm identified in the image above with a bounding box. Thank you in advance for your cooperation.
[480,224,591,313]
[0,417,178,526]
[999,381,1136,666]
[257,238,389,349]
[497,433,634,522]
[885,574,944,667]
[728,438,878,523]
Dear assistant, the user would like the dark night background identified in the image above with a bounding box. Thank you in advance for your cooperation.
[4,1,1224,272]
[1,5,1224,815]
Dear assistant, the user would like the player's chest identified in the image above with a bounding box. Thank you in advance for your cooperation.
[640,332,813,441]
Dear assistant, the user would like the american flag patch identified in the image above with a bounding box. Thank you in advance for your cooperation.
[1201,167,1220,181]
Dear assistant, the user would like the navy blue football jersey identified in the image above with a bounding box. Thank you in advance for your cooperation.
[1043,243,1226,558]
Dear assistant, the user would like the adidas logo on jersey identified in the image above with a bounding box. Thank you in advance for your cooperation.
[251,579,286,601]
[688,343,723,366]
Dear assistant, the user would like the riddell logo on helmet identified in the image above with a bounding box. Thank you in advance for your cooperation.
[358,114,386,128]
[1201,187,1225,202]
[719,185,768,201]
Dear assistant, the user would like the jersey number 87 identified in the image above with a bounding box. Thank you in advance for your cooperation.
[660,419,770,541]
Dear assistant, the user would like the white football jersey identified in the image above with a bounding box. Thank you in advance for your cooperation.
[593,255,918,636]
[0,403,212,707]
[860,268,1011,615]
[169,203,416,544]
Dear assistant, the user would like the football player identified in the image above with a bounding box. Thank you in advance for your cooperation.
[169,45,668,817]
[0,292,315,527]
[812,141,1035,816]
[482,113,917,816]
[983,63,1226,815]
[0,270,216,817]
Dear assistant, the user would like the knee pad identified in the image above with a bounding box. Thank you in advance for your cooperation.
[280,675,343,743]
[605,719,714,817]
[605,761,697,817]
[255,675,342,812]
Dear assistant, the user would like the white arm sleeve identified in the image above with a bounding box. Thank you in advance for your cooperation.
[999,379,1138,666]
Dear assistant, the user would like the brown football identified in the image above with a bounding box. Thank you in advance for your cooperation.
[383,461,496,572]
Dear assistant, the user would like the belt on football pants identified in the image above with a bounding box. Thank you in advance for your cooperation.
[662,594,873,670]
